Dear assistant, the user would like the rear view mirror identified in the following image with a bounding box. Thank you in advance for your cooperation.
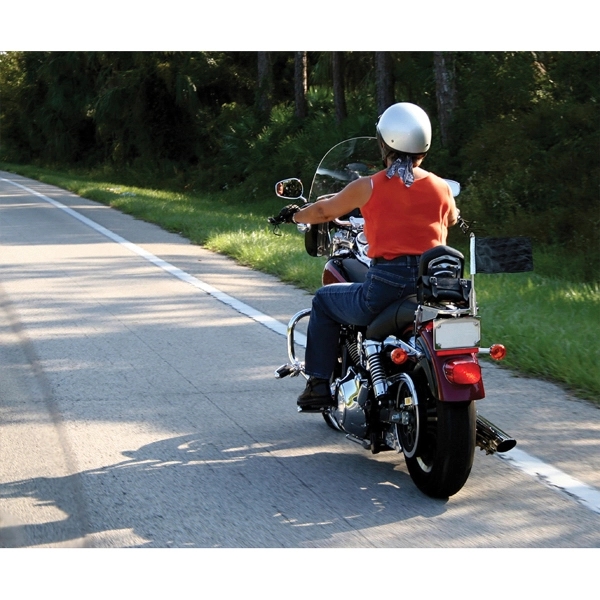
[444,179,461,197]
[275,178,304,199]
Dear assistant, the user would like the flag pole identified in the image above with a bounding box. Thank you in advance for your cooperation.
[470,233,477,316]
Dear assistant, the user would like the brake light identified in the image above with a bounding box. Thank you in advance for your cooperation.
[490,344,507,361]
[444,359,482,385]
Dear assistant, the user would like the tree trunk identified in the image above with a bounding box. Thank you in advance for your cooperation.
[375,52,395,115]
[294,51,308,120]
[257,51,272,118]
[332,52,347,124]
[433,51,457,148]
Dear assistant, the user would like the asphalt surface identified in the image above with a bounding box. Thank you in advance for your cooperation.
[1,171,599,553]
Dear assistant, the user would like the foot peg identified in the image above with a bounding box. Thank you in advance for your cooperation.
[274,362,303,379]
[275,364,293,379]
[297,405,329,413]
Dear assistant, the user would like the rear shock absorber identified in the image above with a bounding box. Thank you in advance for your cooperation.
[364,340,387,398]
[345,338,361,365]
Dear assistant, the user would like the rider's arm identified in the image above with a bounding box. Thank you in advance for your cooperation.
[447,186,458,226]
[293,177,372,224]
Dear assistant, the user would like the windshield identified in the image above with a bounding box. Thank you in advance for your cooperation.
[307,136,460,202]
[308,137,381,204]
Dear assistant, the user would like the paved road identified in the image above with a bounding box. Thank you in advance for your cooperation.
[1,172,599,552]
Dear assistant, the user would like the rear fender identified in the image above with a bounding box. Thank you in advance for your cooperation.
[418,328,485,402]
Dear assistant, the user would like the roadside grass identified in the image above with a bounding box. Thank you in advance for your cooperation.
[475,274,599,401]
[2,163,598,402]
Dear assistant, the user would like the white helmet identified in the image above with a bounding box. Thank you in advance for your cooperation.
[376,102,432,155]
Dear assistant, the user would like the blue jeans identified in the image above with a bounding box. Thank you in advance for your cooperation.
[304,258,420,379]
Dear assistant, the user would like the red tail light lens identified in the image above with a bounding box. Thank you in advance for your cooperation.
[444,359,482,385]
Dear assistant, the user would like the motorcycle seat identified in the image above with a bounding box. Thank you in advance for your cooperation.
[366,295,419,341]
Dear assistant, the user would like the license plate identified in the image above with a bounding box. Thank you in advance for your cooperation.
[433,318,481,350]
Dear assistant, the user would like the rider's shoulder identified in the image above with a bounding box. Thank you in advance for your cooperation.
[413,167,430,181]
[341,174,373,206]
[421,171,450,188]
[371,169,388,180]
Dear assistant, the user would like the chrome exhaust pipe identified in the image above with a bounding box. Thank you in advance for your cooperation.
[476,415,517,455]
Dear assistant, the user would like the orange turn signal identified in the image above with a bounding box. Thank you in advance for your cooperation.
[390,348,409,365]
[490,344,507,361]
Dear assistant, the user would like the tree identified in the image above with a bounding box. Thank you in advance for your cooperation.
[332,52,347,124]
[294,51,308,120]
[257,51,272,118]
[1,50,597,265]
[2,52,99,164]
[433,51,457,148]
[375,52,395,115]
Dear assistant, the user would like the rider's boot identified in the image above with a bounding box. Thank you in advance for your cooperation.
[297,377,334,411]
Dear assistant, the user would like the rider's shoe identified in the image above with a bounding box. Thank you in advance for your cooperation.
[297,377,334,410]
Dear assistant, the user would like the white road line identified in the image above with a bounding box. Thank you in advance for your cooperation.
[1,177,303,345]
[3,176,598,515]
[498,449,600,515]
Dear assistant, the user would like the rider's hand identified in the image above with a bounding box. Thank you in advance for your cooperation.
[270,204,300,225]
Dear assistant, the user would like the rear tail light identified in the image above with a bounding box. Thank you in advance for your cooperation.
[444,358,482,385]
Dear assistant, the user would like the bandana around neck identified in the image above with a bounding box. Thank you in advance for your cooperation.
[386,156,414,187]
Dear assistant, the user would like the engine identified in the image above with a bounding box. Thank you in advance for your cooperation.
[333,367,369,437]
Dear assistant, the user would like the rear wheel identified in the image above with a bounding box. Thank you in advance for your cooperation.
[394,375,423,459]
[403,399,476,499]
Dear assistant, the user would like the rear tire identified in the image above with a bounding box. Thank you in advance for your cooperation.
[403,400,476,499]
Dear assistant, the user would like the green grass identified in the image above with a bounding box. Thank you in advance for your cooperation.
[2,162,598,403]
[476,274,599,400]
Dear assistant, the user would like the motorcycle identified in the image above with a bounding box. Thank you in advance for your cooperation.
[269,137,516,499]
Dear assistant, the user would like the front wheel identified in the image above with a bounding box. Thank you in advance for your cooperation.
[403,400,476,499]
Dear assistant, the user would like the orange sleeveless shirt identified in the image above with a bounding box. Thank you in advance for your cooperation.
[361,170,454,259]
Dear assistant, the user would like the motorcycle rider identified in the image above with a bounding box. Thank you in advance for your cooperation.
[277,102,458,410]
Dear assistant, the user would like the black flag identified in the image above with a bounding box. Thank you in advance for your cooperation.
[474,237,534,274]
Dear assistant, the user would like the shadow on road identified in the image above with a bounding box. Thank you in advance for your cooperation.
[0,434,449,548]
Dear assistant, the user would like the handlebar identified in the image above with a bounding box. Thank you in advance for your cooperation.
[332,216,364,229]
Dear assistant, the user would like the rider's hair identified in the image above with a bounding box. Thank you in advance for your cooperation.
[383,147,426,167]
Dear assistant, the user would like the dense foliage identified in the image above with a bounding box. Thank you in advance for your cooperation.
[1,51,598,280]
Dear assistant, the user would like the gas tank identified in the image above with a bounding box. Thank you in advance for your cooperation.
[322,257,368,286]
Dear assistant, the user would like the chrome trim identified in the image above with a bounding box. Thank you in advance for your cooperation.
[364,340,387,398]
[395,373,420,459]
[287,308,310,364]
[476,415,517,455]
[382,335,424,360]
